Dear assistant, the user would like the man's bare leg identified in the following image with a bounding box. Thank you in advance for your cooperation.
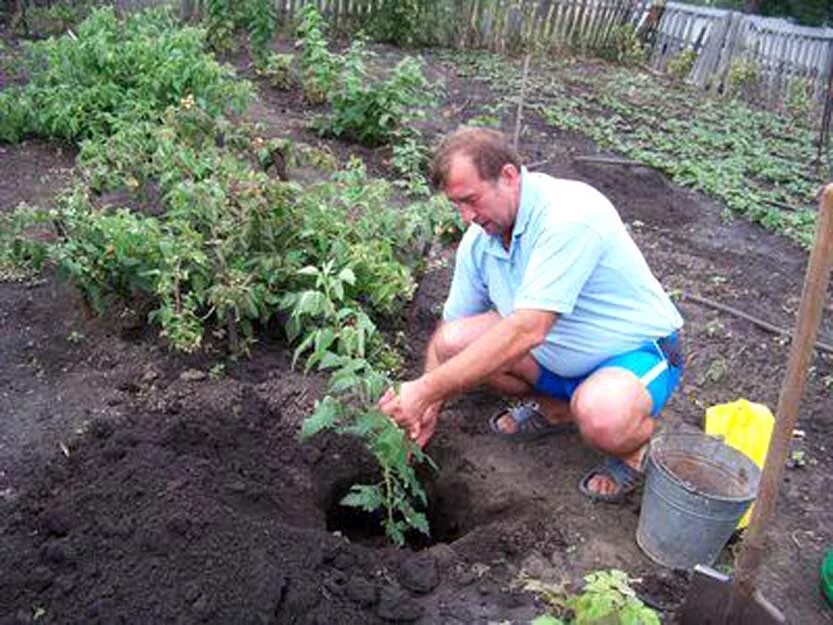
[570,367,655,496]
[428,313,656,496]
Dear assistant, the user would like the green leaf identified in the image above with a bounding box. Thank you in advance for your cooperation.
[297,265,319,276]
[340,483,383,511]
[299,396,342,440]
[338,267,356,285]
[292,330,317,369]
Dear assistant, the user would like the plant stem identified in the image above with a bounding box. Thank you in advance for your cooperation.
[383,463,394,536]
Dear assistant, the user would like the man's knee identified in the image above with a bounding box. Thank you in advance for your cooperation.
[432,312,500,362]
[432,321,467,361]
[570,370,652,446]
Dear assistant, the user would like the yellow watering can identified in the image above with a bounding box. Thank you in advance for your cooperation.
[704,398,774,529]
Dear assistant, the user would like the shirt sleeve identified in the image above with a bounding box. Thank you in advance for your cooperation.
[442,232,491,321]
[514,221,604,315]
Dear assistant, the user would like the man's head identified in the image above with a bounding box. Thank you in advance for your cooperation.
[430,128,522,240]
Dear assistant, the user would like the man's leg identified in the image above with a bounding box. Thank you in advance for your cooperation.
[569,368,655,497]
[427,312,573,429]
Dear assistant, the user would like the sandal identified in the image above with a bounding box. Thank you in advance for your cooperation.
[579,457,643,503]
[488,402,577,443]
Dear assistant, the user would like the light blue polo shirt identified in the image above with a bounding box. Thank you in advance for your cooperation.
[443,169,684,377]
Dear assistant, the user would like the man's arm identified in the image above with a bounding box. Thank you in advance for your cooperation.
[379,309,556,440]
[418,308,555,402]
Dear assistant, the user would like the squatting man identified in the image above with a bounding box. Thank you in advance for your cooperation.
[379,127,683,501]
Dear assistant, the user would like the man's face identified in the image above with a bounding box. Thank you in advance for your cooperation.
[443,154,520,239]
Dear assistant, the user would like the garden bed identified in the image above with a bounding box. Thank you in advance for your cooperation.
[1,23,832,625]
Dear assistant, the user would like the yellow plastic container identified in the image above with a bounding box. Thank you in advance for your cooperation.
[704,399,774,528]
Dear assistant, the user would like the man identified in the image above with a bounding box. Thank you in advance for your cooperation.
[378,127,683,501]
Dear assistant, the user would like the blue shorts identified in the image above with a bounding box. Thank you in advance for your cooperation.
[533,332,683,417]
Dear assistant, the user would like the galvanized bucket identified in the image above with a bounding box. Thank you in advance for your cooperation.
[636,430,761,570]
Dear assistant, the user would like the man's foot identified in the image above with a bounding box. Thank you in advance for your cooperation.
[579,453,645,503]
[489,401,576,442]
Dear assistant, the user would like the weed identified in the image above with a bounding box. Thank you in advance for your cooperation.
[523,569,660,625]
[704,357,729,384]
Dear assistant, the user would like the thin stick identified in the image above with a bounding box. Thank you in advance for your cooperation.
[683,292,833,355]
[573,155,646,166]
[513,53,531,152]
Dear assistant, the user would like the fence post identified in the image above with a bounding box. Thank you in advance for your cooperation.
[713,11,742,96]
[818,41,833,166]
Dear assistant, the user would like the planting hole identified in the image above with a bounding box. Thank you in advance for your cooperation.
[325,474,474,549]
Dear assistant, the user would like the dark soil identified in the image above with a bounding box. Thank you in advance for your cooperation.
[1,39,832,625]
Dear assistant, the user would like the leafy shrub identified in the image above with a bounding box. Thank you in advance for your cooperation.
[603,24,647,65]
[667,47,697,81]
[296,7,434,145]
[785,77,814,119]
[243,0,278,68]
[392,130,431,197]
[257,52,294,90]
[204,0,236,55]
[318,54,433,146]
[367,0,457,47]
[295,5,340,104]
[0,6,251,144]
[291,262,434,546]
[726,57,760,99]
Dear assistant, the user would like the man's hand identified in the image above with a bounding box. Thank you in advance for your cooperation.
[378,380,440,447]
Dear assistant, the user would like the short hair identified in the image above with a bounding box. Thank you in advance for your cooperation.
[430,127,522,190]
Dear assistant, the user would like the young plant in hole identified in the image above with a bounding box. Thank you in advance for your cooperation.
[285,262,435,547]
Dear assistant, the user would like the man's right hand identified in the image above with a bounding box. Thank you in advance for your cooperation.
[378,384,441,447]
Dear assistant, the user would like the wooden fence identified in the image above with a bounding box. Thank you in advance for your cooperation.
[648,2,833,107]
[182,0,646,53]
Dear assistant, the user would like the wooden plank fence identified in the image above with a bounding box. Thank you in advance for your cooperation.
[648,1,833,108]
[181,0,644,53]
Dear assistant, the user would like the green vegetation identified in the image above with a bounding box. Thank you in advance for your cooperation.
[0,6,447,547]
[296,7,435,146]
[0,6,250,143]
[524,569,660,625]
[202,0,277,66]
[366,0,457,47]
[667,48,697,81]
[443,50,824,247]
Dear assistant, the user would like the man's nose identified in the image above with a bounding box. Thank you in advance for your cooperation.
[460,205,475,224]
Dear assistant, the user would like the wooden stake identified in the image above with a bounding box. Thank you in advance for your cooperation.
[732,184,833,598]
[513,53,531,153]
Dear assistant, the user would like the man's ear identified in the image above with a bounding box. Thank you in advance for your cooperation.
[500,163,520,186]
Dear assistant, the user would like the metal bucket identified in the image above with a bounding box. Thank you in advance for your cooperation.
[636,430,761,570]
